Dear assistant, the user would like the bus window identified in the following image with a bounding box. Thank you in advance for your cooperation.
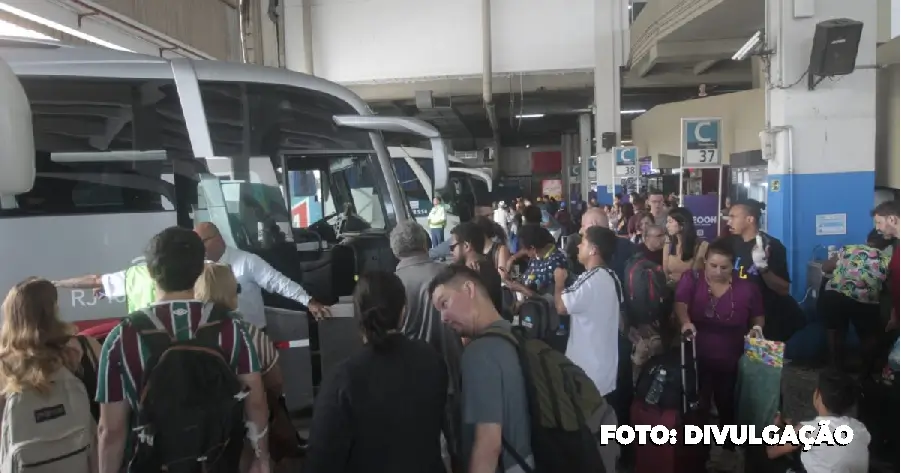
[393,158,430,218]
[199,81,390,235]
[329,156,386,230]
[393,159,429,200]
[287,169,324,228]
[469,175,493,207]
[4,78,193,222]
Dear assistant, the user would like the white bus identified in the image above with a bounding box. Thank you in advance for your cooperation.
[0,37,450,329]
[390,147,494,240]
[288,146,494,241]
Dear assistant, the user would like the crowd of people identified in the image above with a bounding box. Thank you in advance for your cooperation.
[0,192,897,473]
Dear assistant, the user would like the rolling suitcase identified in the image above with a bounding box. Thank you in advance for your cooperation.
[631,337,708,473]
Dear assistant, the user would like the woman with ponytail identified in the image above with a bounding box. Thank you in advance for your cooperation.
[305,271,449,473]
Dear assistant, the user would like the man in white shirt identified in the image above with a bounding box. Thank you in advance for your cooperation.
[555,225,622,399]
[55,223,330,330]
[193,222,330,328]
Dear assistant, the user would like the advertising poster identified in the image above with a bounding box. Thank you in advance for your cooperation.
[541,179,563,200]
[683,194,720,241]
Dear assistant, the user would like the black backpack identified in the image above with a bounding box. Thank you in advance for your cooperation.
[514,297,553,341]
[623,253,670,327]
[127,306,247,473]
[482,328,606,473]
[75,335,100,423]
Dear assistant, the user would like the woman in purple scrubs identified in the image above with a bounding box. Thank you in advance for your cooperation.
[674,238,764,463]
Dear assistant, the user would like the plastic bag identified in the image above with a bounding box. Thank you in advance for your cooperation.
[744,336,785,368]
[735,353,782,432]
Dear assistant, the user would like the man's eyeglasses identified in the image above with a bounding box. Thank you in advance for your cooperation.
[449,243,459,251]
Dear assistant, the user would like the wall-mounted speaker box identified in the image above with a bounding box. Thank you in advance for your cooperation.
[809,18,863,77]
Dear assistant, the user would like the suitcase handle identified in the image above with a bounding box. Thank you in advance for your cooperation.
[680,337,700,413]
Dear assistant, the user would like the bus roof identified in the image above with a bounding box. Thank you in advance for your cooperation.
[389,146,464,165]
[0,37,376,119]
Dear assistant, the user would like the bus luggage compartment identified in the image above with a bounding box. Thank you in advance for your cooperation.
[265,298,361,414]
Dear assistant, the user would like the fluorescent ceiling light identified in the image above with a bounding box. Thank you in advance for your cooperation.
[0,2,131,51]
[516,113,544,119]
[732,31,762,61]
[621,140,634,144]
[621,109,646,115]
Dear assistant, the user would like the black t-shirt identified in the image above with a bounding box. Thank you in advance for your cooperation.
[730,232,801,341]
[474,255,503,313]
[730,232,791,286]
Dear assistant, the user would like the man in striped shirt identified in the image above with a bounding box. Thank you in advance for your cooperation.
[96,227,270,473]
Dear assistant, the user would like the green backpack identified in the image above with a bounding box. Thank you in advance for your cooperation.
[481,327,606,473]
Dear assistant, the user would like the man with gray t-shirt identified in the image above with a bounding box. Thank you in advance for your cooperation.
[430,265,534,473]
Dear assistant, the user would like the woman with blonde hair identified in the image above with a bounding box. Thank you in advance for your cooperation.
[195,263,302,467]
[0,277,101,471]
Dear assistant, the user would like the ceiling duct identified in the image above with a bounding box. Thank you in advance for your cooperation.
[414,90,471,146]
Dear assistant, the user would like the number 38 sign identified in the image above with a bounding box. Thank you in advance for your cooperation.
[613,147,639,195]
[682,118,722,167]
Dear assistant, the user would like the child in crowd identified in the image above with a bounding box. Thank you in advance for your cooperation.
[767,369,870,473]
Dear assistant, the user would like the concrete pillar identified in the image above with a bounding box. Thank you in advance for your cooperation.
[560,133,579,200]
[751,57,766,89]
[258,0,281,67]
[594,0,626,205]
[579,114,593,201]
[284,0,314,74]
[764,0,878,298]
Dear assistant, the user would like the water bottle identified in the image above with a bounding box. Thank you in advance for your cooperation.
[827,245,838,260]
[644,368,668,405]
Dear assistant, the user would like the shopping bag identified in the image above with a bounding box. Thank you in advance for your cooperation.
[735,337,784,431]
[744,336,785,368]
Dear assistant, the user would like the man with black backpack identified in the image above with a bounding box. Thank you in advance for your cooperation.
[95,227,270,473]
[430,265,608,473]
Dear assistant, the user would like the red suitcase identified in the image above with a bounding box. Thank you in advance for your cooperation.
[631,338,709,473]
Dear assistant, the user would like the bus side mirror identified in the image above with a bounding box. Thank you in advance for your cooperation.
[333,115,449,192]
[0,58,35,195]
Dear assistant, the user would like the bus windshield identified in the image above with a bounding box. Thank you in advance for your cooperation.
[198,80,396,234]
[283,154,387,232]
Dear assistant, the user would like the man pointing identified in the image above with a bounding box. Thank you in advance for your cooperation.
[194,222,330,328]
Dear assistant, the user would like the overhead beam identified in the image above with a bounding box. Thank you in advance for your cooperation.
[693,59,720,75]
[654,38,749,62]
[347,70,594,101]
[623,68,751,88]
[632,49,658,78]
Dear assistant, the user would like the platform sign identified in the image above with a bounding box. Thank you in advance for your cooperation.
[613,147,639,195]
[571,158,597,180]
[681,118,722,167]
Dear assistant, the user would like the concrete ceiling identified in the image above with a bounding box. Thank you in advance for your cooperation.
[626,0,763,84]
[360,0,764,151]
[369,83,750,149]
